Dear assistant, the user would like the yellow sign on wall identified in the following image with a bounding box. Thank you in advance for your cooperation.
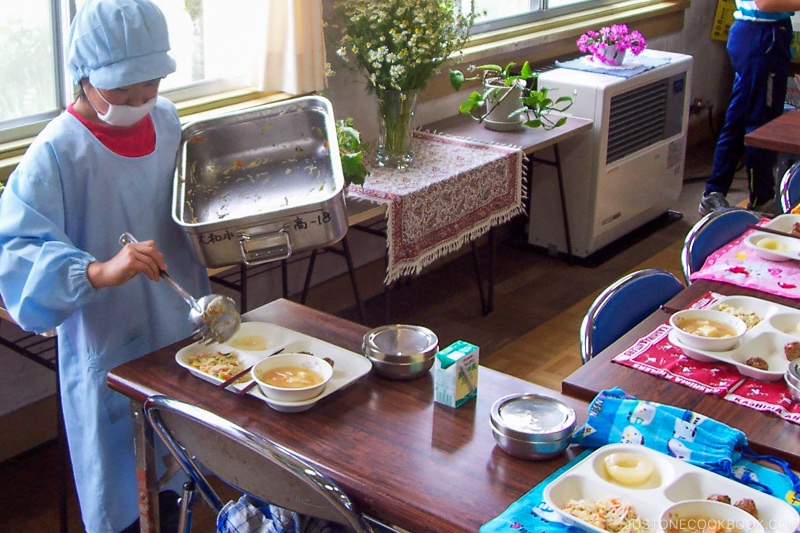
[711,0,736,41]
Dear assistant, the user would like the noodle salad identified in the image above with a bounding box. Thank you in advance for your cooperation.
[188,350,243,381]
[563,497,648,533]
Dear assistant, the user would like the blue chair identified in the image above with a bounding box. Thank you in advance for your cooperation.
[680,207,760,284]
[579,268,684,364]
[779,160,800,214]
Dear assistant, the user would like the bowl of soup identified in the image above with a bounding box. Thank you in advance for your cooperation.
[659,499,764,533]
[252,353,333,402]
[669,309,747,351]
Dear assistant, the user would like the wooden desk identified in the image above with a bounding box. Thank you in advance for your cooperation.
[561,280,800,469]
[108,299,589,533]
[744,109,800,155]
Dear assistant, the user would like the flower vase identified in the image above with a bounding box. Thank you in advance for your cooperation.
[601,44,626,66]
[375,88,420,169]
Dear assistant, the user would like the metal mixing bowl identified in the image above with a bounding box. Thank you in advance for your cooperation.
[786,358,800,402]
[362,324,438,380]
[490,393,576,460]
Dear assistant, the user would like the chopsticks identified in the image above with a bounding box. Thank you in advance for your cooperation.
[218,365,255,389]
[217,347,285,392]
[747,224,800,240]
[236,381,258,396]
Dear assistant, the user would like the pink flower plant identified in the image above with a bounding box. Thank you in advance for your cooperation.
[577,24,647,66]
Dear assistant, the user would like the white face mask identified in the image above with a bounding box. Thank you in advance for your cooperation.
[90,89,157,127]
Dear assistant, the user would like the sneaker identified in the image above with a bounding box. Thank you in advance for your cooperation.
[746,197,775,216]
[698,192,730,216]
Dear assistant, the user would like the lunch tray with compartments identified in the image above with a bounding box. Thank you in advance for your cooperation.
[745,214,800,262]
[668,295,798,382]
[176,321,372,412]
[543,443,799,533]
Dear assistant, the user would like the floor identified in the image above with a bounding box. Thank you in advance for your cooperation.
[0,138,752,532]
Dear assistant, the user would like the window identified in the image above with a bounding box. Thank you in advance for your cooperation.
[1,0,268,144]
[0,0,60,139]
[467,0,615,33]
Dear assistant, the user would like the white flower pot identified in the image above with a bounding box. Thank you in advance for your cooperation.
[483,79,525,132]
[602,44,627,66]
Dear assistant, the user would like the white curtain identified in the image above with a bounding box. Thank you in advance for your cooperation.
[258,0,327,94]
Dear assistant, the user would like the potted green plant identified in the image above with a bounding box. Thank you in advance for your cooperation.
[335,118,369,188]
[449,61,574,131]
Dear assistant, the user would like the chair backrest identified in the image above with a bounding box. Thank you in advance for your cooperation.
[680,207,760,285]
[579,268,684,364]
[143,394,373,532]
[779,160,800,213]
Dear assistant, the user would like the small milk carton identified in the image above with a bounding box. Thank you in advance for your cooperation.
[434,340,479,407]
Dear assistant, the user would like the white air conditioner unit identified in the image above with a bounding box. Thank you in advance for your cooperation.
[529,49,693,258]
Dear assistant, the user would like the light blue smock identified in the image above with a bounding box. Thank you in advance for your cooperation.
[0,97,211,532]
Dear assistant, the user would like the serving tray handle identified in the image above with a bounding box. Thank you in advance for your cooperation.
[238,229,292,265]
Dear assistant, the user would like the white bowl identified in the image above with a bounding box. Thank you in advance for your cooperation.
[252,353,333,402]
[658,499,764,533]
[669,309,747,351]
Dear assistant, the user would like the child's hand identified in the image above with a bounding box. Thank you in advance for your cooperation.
[87,239,167,288]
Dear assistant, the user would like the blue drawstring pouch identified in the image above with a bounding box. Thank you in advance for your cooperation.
[571,388,800,495]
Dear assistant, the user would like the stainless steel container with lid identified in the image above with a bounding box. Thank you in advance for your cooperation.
[786,359,800,402]
[362,324,438,380]
[172,95,348,268]
[490,393,576,460]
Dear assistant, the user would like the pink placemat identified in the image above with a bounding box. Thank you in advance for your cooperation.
[348,130,524,284]
[689,220,800,299]
[612,292,800,425]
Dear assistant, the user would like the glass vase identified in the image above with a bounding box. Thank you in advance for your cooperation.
[375,88,420,169]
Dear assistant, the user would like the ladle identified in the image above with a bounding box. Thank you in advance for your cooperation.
[118,232,241,344]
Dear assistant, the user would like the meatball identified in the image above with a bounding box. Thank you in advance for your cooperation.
[744,357,769,370]
[734,498,758,518]
[784,341,800,360]
[707,494,731,504]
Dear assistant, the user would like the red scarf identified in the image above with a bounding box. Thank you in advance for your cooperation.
[67,103,156,157]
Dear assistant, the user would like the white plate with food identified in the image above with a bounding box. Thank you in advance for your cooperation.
[175,321,372,412]
[667,295,797,382]
[543,443,799,533]
[745,215,800,261]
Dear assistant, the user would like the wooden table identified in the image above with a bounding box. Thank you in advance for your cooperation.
[744,109,800,155]
[108,298,589,533]
[425,114,594,265]
[561,279,800,469]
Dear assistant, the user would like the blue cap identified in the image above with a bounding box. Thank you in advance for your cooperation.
[67,0,176,89]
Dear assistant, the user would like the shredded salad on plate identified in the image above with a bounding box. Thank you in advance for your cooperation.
[187,350,243,381]
[562,497,647,533]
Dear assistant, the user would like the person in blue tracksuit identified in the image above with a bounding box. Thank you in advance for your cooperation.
[0,0,210,530]
[699,0,800,216]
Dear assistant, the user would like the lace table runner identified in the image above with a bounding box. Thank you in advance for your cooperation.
[611,292,800,425]
[690,220,800,299]
[347,130,524,284]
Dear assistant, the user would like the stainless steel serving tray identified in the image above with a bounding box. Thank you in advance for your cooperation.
[172,96,348,268]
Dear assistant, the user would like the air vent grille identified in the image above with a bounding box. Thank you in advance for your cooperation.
[607,79,669,164]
